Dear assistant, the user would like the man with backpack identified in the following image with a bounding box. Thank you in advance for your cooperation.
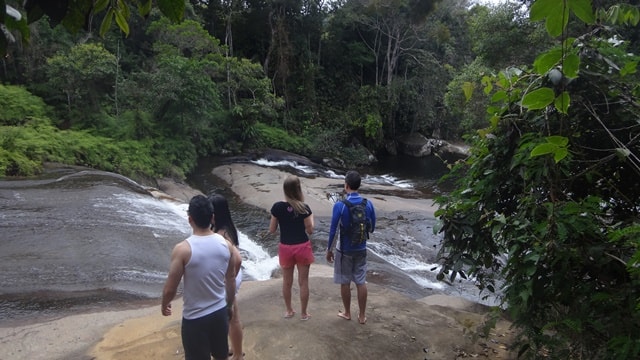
[326,170,376,325]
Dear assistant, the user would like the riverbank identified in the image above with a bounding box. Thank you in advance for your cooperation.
[0,164,517,359]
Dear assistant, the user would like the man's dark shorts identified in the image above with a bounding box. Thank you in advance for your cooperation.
[181,306,229,360]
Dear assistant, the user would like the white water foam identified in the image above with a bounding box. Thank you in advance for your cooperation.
[250,158,414,189]
[94,193,191,234]
[236,231,279,281]
[367,241,444,290]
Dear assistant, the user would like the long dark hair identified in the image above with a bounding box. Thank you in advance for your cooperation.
[209,194,239,246]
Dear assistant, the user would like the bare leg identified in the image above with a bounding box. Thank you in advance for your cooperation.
[297,264,311,318]
[338,283,351,319]
[282,266,295,316]
[356,283,367,324]
[229,299,243,359]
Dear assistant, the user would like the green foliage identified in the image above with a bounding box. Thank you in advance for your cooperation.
[221,56,283,141]
[306,126,348,158]
[338,145,375,169]
[436,1,640,358]
[44,43,117,128]
[253,122,310,154]
[469,2,551,69]
[147,18,222,58]
[0,84,49,126]
[0,87,192,180]
[363,113,383,140]
[1,0,185,55]
[343,85,386,148]
[0,120,198,181]
[444,59,494,136]
[0,127,43,176]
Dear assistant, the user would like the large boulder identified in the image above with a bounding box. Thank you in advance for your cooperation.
[261,148,319,166]
[396,133,441,157]
[396,133,469,158]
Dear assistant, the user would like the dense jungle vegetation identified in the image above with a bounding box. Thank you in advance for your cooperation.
[2,0,640,358]
[1,0,550,180]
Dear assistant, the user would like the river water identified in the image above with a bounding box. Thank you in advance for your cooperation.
[0,155,495,326]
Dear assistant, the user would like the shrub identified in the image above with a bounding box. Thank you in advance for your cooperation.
[0,85,49,126]
[253,122,310,153]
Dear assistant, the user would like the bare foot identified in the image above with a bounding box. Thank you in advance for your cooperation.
[229,352,244,360]
[337,311,351,320]
[358,315,367,324]
[300,313,312,321]
[284,311,296,318]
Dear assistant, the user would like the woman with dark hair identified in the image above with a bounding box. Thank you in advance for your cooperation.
[269,175,314,321]
[210,194,244,360]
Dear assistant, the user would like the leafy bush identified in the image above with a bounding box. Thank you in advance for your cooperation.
[253,122,310,153]
[0,118,200,181]
[0,85,49,126]
[435,2,640,359]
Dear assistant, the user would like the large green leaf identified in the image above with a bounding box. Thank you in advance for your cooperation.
[93,0,109,13]
[463,82,474,101]
[99,8,113,37]
[563,53,580,79]
[157,0,184,23]
[114,8,130,36]
[530,135,569,162]
[546,135,569,147]
[554,147,568,162]
[522,87,555,110]
[491,90,507,103]
[137,0,152,16]
[531,0,569,37]
[554,91,570,114]
[569,0,595,24]
[530,0,556,22]
[530,143,556,156]
[534,48,563,75]
[620,60,638,76]
[546,4,570,37]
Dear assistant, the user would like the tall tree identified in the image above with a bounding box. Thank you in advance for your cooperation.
[340,0,441,138]
[45,42,117,128]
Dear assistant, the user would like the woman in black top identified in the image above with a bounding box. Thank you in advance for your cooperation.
[269,175,314,321]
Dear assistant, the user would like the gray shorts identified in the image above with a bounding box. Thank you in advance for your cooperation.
[333,250,367,285]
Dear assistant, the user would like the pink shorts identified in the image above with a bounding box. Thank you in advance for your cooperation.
[278,241,315,268]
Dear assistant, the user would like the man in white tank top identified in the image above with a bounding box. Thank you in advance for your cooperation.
[162,195,237,360]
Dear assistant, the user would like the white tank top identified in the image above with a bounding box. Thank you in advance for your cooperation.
[182,233,230,319]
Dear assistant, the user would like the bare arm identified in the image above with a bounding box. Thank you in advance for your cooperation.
[224,241,237,318]
[268,215,278,234]
[161,241,189,316]
[232,244,242,277]
[217,230,242,277]
[304,213,314,235]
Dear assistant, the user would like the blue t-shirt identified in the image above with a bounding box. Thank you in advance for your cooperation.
[270,201,312,245]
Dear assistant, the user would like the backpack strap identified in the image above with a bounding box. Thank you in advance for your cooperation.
[338,199,352,252]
